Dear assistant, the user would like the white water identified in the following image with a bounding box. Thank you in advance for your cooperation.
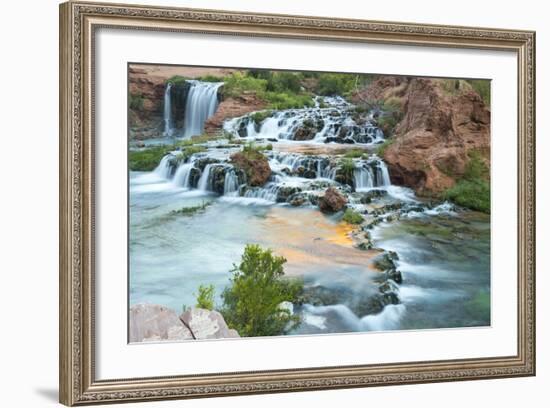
[183,80,224,138]
[223,96,385,144]
[172,163,194,189]
[163,83,173,137]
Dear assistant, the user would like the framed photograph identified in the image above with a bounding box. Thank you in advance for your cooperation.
[59,1,536,405]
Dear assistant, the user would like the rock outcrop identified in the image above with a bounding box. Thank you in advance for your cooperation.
[180,308,240,339]
[129,304,239,342]
[230,151,272,187]
[354,77,490,195]
[129,303,193,342]
[204,94,267,134]
[318,187,347,213]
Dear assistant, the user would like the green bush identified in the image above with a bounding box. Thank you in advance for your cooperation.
[198,74,223,83]
[195,284,215,310]
[343,149,365,159]
[166,75,187,86]
[266,71,303,93]
[129,93,144,110]
[339,157,355,178]
[172,146,206,164]
[466,79,491,106]
[342,209,363,224]
[221,244,303,337]
[316,73,355,96]
[264,92,314,110]
[376,138,394,157]
[443,150,490,213]
[250,110,273,125]
[222,72,268,98]
[128,146,172,171]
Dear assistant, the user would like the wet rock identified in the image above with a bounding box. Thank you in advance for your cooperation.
[318,187,347,213]
[293,126,316,141]
[129,303,193,343]
[359,189,388,204]
[230,151,271,187]
[180,308,240,340]
[276,186,302,203]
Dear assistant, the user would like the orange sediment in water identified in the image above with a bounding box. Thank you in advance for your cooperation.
[252,206,380,276]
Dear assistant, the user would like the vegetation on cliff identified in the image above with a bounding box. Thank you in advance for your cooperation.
[444,151,490,213]
[220,244,303,337]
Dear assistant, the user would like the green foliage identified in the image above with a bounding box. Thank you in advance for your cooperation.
[173,146,206,164]
[222,72,268,98]
[250,110,273,125]
[128,146,172,171]
[198,74,223,83]
[342,209,363,224]
[264,92,314,110]
[179,133,221,147]
[466,79,491,106]
[343,149,365,159]
[266,71,303,93]
[221,244,303,337]
[443,151,490,213]
[129,93,144,110]
[316,73,355,96]
[170,201,211,216]
[376,138,394,157]
[339,157,355,179]
[195,284,215,310]
[167,75,187,86]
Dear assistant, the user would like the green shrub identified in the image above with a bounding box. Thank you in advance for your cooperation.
[342,209,363,224]
[221,244,303,337]
[443,150,490,213]
[166,75,187,86]
[222,72,268,98]
[173,146,206,164]
[195,284,215,310]
[129,93,144,110]
[376,138,394,157]
[128,146,172,171]
[266,71,303,93]
[250,110,273,125]
[264,92,314,110]
[316,73,355,96]
[339,157,355,178]
[198,74,223,82]
[466,79,491,106]
[343,149,365,159]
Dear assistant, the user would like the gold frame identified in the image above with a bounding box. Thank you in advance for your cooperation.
[59,1,536,405]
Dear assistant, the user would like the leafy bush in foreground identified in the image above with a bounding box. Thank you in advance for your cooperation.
[342,209,364,224]
[221,244,303,337]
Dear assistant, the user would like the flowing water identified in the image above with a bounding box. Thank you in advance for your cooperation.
[162,83,173,137]
[130,95,490,335]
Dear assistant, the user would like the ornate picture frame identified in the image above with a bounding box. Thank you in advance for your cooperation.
[59,1,535,405]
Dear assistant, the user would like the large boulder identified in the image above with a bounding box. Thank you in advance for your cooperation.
[318,187,347,213]
[180,308,240,340]
[129,303,193,342]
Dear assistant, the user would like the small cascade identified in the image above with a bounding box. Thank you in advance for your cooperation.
[223,96,386,145]
[163,83,173,137]
[354,167,374,190]
[172,163,194,188]
[353,157,392,191]
[183,81,224,138]
[153,155,173,179]
[197,164,214,191]
[223,169,240,196]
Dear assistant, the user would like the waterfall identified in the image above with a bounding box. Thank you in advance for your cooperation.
[183,81,223,138]
[223,169,239,196]
[172,163,194,188]
[378,161,391,186]
[163,83,173,137]
[197,164,213,191]
[354,158,392,191]
[153,155,173,179]
[354,167,374,190]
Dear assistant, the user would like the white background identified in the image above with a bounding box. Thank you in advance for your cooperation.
[96,29,517,379]
[0,0,547,407]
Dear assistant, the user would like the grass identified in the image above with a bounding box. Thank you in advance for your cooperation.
[170,201,211,216]
[179,133,222,147]
[443,150,490,213]
[250,110,273,125]
[376,138,394,157]
[166,75,188,86]
[173,146,206,164]
[339,157,355,177]
[128,146,172,171]
[342,208,364,224]
[343,149,365,159]
[198,75,223,83]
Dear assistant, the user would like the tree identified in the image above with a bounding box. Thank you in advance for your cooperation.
[221,244,303,337]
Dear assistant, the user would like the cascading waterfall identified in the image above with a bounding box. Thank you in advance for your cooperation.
[163,83,173,137]
[153,155,173,179]
[172,163,194,188]
[223,96,386,144]
[183,81,224,138]
[354,158,392,191]
[223,169,239,196]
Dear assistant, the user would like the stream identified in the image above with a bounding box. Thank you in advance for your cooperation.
[129,86,490,335]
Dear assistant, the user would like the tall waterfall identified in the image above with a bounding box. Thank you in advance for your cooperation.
[163,83,173,137]
[183,81,224,138]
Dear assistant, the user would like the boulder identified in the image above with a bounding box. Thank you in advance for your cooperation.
[129,303,193,343]
[318,187,347,213]
[230,151,271,187]
[180,308,240,340]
